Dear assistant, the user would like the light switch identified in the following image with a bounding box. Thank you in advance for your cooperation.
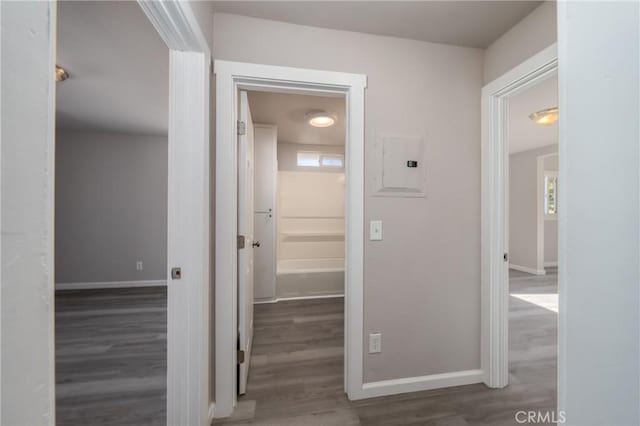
[369,333,382,354]
[370,220,383,241]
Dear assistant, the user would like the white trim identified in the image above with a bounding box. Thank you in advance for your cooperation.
[253,294,345,304]
[166,50,210,426]
[137,0,210,55]
[55,280,167,291]
[544,261,558,268]
[509,264,546,276]
[138,3,211,426]
[208,403,216,424]
[481,44,558,389]
[356,369,484,400]
[215,60,366,418]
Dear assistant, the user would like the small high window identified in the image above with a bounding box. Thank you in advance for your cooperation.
[297,152,320,167]
[321,154,344,168]
[297,151,344,168]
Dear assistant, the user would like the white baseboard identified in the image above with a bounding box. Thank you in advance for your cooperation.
[254,293,344,305]
[509,264,546,276]
[544,261,558,267]
[55,280,167,291]
[354,369,484,400]
[208,402,215,424]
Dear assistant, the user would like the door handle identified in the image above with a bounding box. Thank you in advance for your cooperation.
[252,241,261,248]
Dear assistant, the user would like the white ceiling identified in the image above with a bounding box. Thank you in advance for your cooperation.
[248,91,345,146]
[509,75,558,154]
[211,1,542,48]
[56,1,168,136]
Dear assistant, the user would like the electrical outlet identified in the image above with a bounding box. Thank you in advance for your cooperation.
[369,333,382,354]
[370,220,383,241]
[136,261,143,271]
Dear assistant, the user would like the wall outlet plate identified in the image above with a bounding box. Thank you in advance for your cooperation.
[370,220,383,241]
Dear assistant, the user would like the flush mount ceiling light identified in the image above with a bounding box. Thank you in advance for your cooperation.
[55,65,69,82]
[305,110,337,128]
[529,107,558,125]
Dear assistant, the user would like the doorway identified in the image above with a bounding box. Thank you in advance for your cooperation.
[506,72,559,415]
[481,44,558,389]
[235,89,347,401]
[214,61,366,418]
[54,2,169,424]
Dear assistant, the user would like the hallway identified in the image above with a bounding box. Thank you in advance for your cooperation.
[214,269,557,425]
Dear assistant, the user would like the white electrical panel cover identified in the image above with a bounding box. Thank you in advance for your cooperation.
[372,135,426,197]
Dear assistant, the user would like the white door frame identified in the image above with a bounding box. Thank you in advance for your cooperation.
[214,60,367,418]
[481,44,557,388]
[138,2,211,425]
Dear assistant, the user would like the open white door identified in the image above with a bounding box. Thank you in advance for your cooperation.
[237,91,255,395]
[253,125,278,301]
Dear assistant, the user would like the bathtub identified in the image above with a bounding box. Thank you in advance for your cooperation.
[276,258,344,299]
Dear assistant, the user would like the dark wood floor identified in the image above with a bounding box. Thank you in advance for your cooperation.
[54,269,556,426]
[214,268,558,425]
[55,287,167,426]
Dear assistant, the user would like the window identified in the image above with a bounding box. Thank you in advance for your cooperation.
[544,171,558,218]
[321,154,344,168]
[297,152,320,167]
[297,151,344,168]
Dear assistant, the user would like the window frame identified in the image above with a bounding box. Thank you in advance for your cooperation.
[296,150,344,169]
[544,170,558,220]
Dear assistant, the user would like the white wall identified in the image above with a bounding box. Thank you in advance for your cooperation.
[483,1,556,84]
[1,1,56,424]
[558,2,639,424]
[55,130,167,284]
[213,13,483,383]
[509,144,558,272]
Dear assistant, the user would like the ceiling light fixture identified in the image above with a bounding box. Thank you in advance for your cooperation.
[305,110,336,128]
[529,107,558,125]
[55,65,69,82]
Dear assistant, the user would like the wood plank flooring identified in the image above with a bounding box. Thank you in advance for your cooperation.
[214,269,558,426]
[54,269,557,426]
[55,287,167,426]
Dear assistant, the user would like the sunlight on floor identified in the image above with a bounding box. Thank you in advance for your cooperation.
[511,293,559,313]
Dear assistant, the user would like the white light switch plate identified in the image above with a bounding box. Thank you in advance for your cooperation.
[369,333,382,354]
[370,220,383,241]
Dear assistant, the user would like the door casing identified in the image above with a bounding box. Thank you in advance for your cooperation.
[214,61,367,418]
[480,44,558,389]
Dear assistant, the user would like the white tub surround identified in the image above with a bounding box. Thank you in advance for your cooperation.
[275,258,344,299]
[275,170,345,300]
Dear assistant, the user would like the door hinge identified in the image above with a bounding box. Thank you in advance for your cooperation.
[237,350,245,364]
[237,235,246,249]
[237,120,246,136]
[504,252,509,262]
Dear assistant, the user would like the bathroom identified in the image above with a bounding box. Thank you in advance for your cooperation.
[237,90,346,399]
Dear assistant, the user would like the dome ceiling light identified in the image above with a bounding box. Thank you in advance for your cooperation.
[305,110,337,128]
[529,107,558,125]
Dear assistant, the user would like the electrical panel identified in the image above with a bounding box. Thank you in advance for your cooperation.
[373,135,426,197]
